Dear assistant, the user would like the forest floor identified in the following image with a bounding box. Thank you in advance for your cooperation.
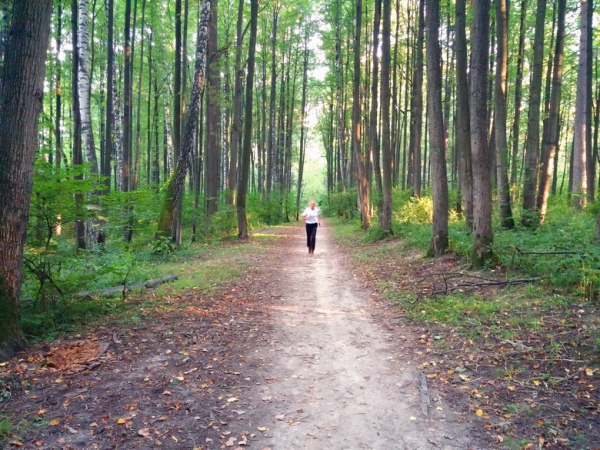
[1,222,599,449]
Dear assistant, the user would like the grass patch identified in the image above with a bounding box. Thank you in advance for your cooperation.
[20,233,277,342]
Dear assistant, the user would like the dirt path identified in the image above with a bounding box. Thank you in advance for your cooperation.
[1,223,482,450]
[240,223,477,450]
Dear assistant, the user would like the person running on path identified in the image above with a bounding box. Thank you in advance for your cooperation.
[301,200,321,255]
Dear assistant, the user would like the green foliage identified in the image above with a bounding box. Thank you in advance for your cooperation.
[151,236,175,256]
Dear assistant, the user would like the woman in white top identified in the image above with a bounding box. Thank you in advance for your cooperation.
[301,200,321,255]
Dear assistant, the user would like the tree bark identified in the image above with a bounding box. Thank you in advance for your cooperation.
[156,0,211,239]
[0,0,52,360]
[521,0,547,224]
[510,0,527,191]
[266,5,280,197]
[470,0,493,268]
[205,0,220,227]
[227,0,244,205]
[455,0,473,228]
[409,0,424,198]
[353,0,370,229]
[537,0,565,223]
[426,0,449,256]
[369,0,382,214]
[236,0,258,239]
[572,0,591,208]
[380,0,393,233]
[494,0,515,229]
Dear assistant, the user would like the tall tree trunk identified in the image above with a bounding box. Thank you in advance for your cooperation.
[409,0,425,197]
[510,0,527,192]
[133,0,147,190]
[0,0,52,360]
[585,0,594,201]
[171,0,183,243]
[470,0,493,268]
[78,0,99,175]
[295,34,309,220]
[426,0,449,256]
[205,0,220,231]
[494,0,514,228]
[572,0,590,208]
[380,0,393,233]
[71,0,86,249]
[227,0,244,205]
[122,0,132,194]
[236,0,258,239]
[369,0,382,212]
[353,0,370,229]
[537,0,565,223]
[104,0,114,191]
[521,0,547,224]
[55,3,63,171]
[156,0,210,239]
[266,6,280,197]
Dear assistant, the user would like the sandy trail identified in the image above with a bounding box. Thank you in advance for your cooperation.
[245,223,476,450]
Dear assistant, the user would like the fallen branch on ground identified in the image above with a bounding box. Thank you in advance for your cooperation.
[429,277,542,296]
[73,274,178,299]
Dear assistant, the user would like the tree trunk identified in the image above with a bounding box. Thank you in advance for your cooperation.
[236,0,258,239]
[425,0,449,256]
[455,0,472,228]
[78,0,99,175]
[369,0,382,213]
[133,0,147,190]
[510,0,527,192]
[494,0,515,229]
[521,0,547,224]
[573,0,591,208]
[205,0,220,230]
[266,5,280,197]
[0,0,52,360]
[156,0,211,239]
[353,0,370,229]
[409,0,424,198]
[104,0,114,191]
[380,0,393,233]
[227,0,244,205]
[537,0,565,223]
[470,0,493,268]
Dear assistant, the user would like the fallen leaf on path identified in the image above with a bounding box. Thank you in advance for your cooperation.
[257,426,268,432]
[409,416,416,421]
[48,419,60,426]
[138,428,151,437]
[475,409,484,417]
[275,413,285,420]
[225,437,237,446]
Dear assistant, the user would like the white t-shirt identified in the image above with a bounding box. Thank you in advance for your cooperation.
[302,207,321,224]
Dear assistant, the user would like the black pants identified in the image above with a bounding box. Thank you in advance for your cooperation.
[306,223,318,250]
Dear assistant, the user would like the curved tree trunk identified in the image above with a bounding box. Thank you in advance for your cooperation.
[156,0,211,239]
[0,0,52,360]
